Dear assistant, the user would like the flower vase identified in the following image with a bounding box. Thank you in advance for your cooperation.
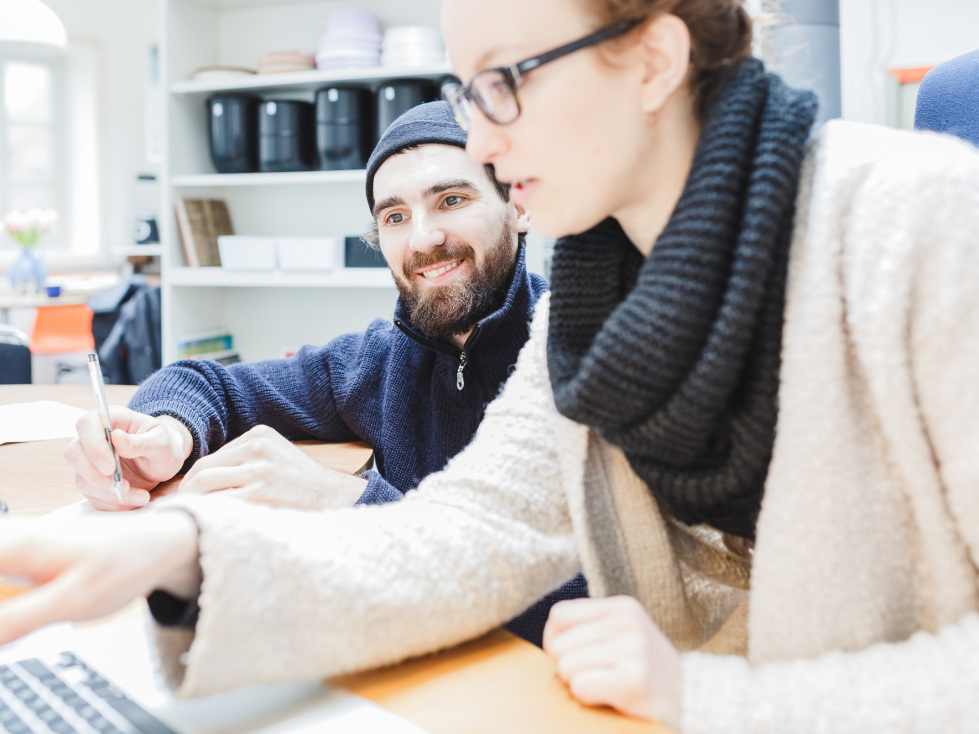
[8,247,48,294]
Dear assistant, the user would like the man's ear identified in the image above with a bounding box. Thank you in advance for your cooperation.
[637,13,692,115]
[511,200,531,234]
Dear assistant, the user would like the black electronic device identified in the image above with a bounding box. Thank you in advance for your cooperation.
[207,95,260,174]
[316,86,374,170]
[344,236,387,268]
[259,99,316,173]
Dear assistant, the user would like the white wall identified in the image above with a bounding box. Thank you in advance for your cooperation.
[841,0,979,124]
[44,0,159,255]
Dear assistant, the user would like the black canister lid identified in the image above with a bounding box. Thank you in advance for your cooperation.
[316,86,371,124]
[259,99,314,134]
[207,94,258,110]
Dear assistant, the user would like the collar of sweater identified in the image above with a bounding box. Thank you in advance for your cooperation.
[394,243,538,358]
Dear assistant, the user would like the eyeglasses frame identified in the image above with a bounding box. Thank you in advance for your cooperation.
[442,18,642,129]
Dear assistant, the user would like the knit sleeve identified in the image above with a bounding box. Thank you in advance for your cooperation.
[151,295,583,697]
[129,333,374,472]
[682,613,979,734]
[899,143,979,575]
[354,469,404,505]
[838,128,979,571]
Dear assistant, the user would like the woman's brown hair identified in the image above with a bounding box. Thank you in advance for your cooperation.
[587,0,753,119]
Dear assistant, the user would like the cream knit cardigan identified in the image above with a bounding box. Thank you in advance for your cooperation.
[156,120,979,733]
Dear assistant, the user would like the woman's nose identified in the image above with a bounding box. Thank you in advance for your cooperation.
[464,109,507,165]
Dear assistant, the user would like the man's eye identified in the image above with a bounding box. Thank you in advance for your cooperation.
[444,195,464,207]
[385,213,404,225]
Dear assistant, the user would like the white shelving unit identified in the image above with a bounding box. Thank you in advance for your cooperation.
[167,266,394,288]
[170,170,366,187]
[159,0,444,363]
[114,245,164,258]
[170,62,450,95]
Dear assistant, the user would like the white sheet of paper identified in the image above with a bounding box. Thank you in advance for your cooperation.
[0,400,88,445]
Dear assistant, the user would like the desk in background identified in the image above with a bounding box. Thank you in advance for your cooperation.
[0,291,89,326]
[0,385,668,734]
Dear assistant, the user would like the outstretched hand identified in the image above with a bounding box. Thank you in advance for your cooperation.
[0,512,200,645]
[543,596,683,731]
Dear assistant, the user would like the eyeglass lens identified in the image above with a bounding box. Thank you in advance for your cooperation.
[442,83,473,131]
[443,69,520,131]
[471,71,520,125]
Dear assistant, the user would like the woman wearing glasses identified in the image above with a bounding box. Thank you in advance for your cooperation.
[435,0,979,730]
[2,1,979,731]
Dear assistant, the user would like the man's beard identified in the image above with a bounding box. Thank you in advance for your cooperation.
[397,218,518,343]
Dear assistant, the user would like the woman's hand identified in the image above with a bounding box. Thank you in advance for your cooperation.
[0,511,200,645]
[178,425,368,509]
[543,596,683,731]
[66,409,194,511]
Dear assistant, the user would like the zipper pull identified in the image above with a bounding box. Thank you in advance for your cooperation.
[456,351,467,391]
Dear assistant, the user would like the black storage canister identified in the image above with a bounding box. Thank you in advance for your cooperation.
[207,95,259,174]
[259,99,316,173]
[316,86,374,171]
[376,80,439,141]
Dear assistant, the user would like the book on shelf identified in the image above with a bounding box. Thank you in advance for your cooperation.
[174,198,233,267]
[177,330,234,359]
[181,348,241,367]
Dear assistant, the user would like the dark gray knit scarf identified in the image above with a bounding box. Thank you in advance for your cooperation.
[547,60,817,540]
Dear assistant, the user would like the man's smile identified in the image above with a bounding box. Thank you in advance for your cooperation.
[416,258,466,281]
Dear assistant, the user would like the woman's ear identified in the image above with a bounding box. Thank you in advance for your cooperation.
[637,14,693,115]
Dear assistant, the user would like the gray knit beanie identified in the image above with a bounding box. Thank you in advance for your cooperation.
[365,100,468,211]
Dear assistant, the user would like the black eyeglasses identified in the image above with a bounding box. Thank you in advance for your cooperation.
[441,19,641,132]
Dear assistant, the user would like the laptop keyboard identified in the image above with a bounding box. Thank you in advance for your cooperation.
[0,652,176,734]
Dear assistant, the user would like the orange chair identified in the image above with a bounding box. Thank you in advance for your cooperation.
[29,304,95,355]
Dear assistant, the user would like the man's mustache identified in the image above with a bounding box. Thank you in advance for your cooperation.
[402,244,476,281]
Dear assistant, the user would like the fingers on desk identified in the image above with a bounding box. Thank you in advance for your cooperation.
[180,438,274,490]
[180,465,252,494]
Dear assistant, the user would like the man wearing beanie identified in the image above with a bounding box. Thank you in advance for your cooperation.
[66,101,588,646]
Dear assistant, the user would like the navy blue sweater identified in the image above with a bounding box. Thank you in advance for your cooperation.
[135,246,587,646]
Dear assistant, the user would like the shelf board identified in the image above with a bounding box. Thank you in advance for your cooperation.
[170,63,452,96]
[181,0,313,8]
[114,245,163,257]
[171,170,366,187]
[167,266,394,288]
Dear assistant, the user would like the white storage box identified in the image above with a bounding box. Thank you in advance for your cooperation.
[277,236,341,271]
[217,235,278,270]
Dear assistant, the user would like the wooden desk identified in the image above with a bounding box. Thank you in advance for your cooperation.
[0,385,373,515]
[0,385,667,734]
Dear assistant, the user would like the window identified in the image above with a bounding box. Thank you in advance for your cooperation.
[0,55,66,245]
[0,41,102,263]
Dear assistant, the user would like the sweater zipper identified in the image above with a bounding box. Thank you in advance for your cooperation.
[394,319,480,392]
[456,352,467,391]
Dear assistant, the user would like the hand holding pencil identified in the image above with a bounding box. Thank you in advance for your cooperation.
[65,363,194,511]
